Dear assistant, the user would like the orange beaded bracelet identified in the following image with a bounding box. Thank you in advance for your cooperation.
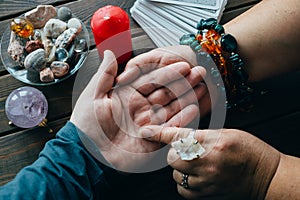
[180,18,254,110]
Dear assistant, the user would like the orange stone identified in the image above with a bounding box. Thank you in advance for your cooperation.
[10,18,34,38]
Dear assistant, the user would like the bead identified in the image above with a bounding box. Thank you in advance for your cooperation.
[202,18,217,29]
[196,19,205,30]
[195,34,203,41]
[214,24,225,34]
[10,18,34,38]
[221,34,238,52]
[179,34,195,45]
[229,54,244,70]
[190,41,200,51]
[206,29,220,40]
[194,44,202,51]
[233,68,249,83]
[5,86,48,128]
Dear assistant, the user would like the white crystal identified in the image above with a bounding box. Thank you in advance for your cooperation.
[171,132,206,161]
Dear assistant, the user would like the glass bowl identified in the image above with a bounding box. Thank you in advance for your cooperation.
[0,13,89,86]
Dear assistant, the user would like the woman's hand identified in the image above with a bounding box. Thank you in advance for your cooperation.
[70,50,207,172]
[141,126,281,200]
[117,45,211,117]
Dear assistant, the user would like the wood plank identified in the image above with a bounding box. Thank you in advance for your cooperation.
[0,0,74,19]
[0,117,69,186]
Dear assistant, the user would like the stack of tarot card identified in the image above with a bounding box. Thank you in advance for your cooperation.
[130,0,228,47]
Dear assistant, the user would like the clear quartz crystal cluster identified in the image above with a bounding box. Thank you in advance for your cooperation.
[171,131,206,161]
[5,86,48,128]
[7,5,87,83]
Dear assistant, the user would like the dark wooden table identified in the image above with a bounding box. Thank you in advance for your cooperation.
[1,0,299,187]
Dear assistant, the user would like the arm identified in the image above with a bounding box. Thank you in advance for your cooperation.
[0,122,120,199]
[224,0,300,81]
[120,0,300,83]
[141,126,300,199]
[265,154,300,200]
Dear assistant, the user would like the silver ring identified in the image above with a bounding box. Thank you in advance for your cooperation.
[180,173,189,189]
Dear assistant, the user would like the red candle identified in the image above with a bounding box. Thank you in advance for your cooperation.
[91,5,132,64]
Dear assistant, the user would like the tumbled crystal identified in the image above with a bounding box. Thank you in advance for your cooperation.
[50,61,69,77]
[10,18,34,38]
[5,86,48,128]
[74,39,88,53]
[40,67,55,82]
[55,48,69,62]
[57,7,72,22]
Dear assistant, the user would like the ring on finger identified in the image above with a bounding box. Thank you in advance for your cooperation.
[171,129,205,160]
[180,173,190,189]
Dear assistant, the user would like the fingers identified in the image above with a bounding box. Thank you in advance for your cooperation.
[141,126,203,144]
[173,170,217,199]
[117,48,187,85]
[116,50,161,84]
[94,50,118,98]
[149,83,206,125]
[165,104,199,127]
[134,83,207,127]
[147,66,206,106]
[131,61,191,96]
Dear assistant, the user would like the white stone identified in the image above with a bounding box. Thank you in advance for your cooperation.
[44,19,67,39]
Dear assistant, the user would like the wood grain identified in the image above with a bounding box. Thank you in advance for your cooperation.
[0,117,69,186]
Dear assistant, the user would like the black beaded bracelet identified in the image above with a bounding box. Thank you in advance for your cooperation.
[180,18,254,110]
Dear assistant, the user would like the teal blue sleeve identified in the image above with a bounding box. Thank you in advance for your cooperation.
[0,121,121,200]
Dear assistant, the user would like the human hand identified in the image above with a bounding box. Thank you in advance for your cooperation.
[117,45,212,116]
[70,50,207,172]
[141,126,281,199]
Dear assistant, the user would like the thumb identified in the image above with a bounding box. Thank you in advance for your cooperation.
[94,50,118,98]
[140,125,195,144]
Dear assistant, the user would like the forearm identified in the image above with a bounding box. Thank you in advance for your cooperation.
[224,0,300,82]
[0,122,118,199]
[265,154,300,200]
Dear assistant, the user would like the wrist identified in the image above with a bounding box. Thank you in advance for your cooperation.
[265,154,300,200]
[250,144,281,200]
